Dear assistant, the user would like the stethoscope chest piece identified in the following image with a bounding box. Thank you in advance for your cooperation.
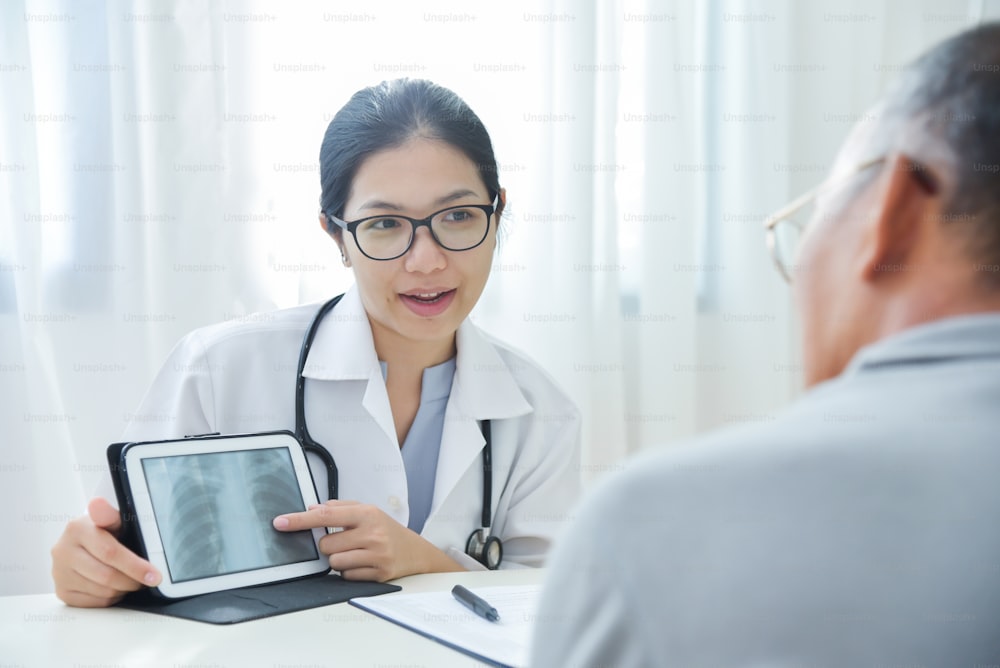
[466,527,503,570]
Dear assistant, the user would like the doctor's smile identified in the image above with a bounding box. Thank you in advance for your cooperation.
[398,288,458,317]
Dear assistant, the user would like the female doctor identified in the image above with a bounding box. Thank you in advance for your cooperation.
[51,78,581,607]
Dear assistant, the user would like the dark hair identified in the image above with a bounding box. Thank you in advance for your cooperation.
[319,79,502,221]
[876,22,1000,282]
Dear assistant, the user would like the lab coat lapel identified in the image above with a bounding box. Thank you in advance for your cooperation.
[430,319,533,517]
[300,285,397,447]
[301,289,537,516]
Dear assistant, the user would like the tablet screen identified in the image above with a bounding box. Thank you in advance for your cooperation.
[141,447,319,583]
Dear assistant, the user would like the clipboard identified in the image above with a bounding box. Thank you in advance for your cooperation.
[349,584,541,667]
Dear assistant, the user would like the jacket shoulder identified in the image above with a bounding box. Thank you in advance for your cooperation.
[480,332,580,422]
[178,303,320,352]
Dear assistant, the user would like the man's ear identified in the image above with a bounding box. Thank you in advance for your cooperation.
[856,154,935,283]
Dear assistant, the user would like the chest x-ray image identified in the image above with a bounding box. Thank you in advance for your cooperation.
[141,448,319,582]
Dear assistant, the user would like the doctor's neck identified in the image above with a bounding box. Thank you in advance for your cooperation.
[369,320,457,373]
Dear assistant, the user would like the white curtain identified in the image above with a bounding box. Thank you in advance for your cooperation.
[2,0,992,595]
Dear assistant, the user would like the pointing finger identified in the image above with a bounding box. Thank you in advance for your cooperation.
[273,503,362,532]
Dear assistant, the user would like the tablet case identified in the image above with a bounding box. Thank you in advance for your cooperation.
[117,573,401,624]
[107,439,146,558]
[107,435,400,624]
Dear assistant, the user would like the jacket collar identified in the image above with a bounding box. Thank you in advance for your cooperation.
[843,313,1000,376]
[302,284,533,421]
[301,285,379,381]
[452,317,533,420]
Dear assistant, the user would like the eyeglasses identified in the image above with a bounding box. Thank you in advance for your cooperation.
[326,200,497,261]
[763,157,885,283]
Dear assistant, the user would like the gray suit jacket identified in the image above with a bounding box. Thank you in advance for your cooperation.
[531,315,1000,667]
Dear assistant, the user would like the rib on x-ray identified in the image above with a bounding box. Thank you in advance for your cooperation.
[162,457,225,580]
[142,447,318,583]
[244,449,317,564]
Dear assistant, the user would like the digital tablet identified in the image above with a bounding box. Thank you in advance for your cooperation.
[117,431,329,598]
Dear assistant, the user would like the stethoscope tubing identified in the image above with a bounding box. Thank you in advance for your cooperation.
[294,294,494,533]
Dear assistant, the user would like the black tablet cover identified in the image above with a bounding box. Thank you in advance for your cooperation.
[117,573,400,624]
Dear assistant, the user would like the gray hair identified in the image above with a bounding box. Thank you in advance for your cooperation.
[876,22,1000,283]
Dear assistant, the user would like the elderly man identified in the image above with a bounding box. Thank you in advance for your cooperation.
[532,22,1000,667]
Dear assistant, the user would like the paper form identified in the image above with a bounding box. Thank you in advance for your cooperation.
[350,584,540,668]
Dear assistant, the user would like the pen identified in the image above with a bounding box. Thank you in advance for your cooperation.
[451,584,500,623]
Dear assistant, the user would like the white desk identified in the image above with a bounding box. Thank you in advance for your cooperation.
[0,569,544,667]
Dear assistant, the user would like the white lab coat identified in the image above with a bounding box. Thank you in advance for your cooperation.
[100,286,581,570]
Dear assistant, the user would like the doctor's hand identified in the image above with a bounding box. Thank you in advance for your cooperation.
[273,500,464,582]
[51,497,162,608]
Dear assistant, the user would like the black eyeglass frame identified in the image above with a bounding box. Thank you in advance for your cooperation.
[325,198,498,261]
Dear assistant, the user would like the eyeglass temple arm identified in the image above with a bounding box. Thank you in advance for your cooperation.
[763,156,888,231]
[323,212,348,233]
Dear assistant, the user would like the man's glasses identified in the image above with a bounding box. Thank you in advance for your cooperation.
[763,157,886,283]
[326,200,497,261]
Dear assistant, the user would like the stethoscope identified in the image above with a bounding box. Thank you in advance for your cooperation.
[294,294,503,570]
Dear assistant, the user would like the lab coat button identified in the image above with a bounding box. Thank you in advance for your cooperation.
[388,495,402,510]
